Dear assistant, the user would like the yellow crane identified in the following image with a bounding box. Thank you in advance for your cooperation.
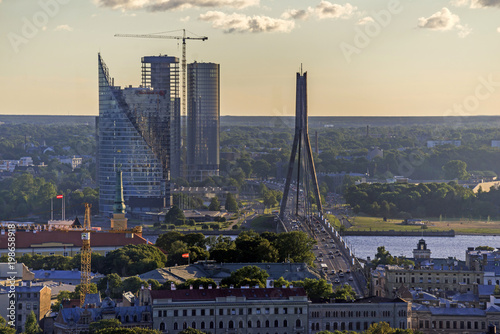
[80,203,92,307]
[114,29,208,123]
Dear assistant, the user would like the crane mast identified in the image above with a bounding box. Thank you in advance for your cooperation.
[80,203,92,307]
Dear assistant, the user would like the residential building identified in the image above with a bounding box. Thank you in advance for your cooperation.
[53,297,153,333]
[15,282,51,333]
[144,286,309,334]
[58,156,83,170]
[187,62,220,182]
[97,54,180,215]
[427,140,461,148]
[309,296,411,333]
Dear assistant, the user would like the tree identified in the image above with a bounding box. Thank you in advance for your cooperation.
[156,231,184,253]
[97,273,122,299]
[164,205,185,224]
[0,315,15,334]
[121,276,149,295]
[103,244,166,276]
[476,246,495,251]
[89,319,121,333]
[51,290,73,312]
[178,329,207,334]
[72,283,98,299]
[209,196,221,211]
[23,311,42,334]
[443,160,469,180]
[295,278,333,300]
[332,284,356,300]
[225,192,238,212]
[273,231,316,266]
[221,265,269,288]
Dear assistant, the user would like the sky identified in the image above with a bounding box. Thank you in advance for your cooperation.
[0,0,500,117]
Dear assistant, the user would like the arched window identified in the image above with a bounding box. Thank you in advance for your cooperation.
[296,319,301,327]
[192,321,196,329]
[159,323,165,330]
[248,321,252,328]
[183,322,187,329]
[311,323,315,331]
[210,321,214,329]
[201,322,205,329]
[257,320,261,328]
[219,321,224,329]
[326,323,330,330]
[274,320,279,327]
[315,323,320,330]
[173,323,178,330]
[283,320,288,327]
[341,322,346,330]
[239,321,244,328]
[266,320,270,328]
[125,316,129,323]
[134,315,138,322]
[334,322,338,330]
[117,316,121,322]
[229,321,234,329]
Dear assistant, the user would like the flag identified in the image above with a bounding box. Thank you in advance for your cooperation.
[56,195,63,199]
[181,253,189,258]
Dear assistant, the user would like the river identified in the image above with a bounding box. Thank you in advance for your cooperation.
[344,235,500,261]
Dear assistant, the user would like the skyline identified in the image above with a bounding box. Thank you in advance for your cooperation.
[1,0,500,117]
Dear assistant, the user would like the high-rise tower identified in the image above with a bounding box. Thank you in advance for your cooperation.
[97,54,179,215]
[187,62,220,182]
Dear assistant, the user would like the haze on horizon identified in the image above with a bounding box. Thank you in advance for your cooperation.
[1,0,500,118]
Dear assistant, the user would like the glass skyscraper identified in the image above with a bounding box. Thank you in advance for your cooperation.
[187,62,220,182]
[97,54,180,215]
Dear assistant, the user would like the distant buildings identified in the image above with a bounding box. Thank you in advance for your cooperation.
[97,54,180,215]
[427,140,461,148]
[187,62,220,182]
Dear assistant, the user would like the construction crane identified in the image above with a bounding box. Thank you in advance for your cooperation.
[80,203,92,307]
[114,29,208,123]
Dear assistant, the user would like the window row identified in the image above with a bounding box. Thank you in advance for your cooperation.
[157,307,304,317]
[160,319,302,331]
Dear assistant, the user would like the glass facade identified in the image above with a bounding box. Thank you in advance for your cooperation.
[97,54,179,215]
[187,62,220,182]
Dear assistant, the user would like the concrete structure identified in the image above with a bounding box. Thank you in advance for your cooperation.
[427,140,461,148]
[413,238,432,260]
[187,62,220,182]
[58,156,82,170]
[10,282,51,333]
[97,54,180,215]
[53,297,153,333]
[309,296,411,332]
[143,287,309,334]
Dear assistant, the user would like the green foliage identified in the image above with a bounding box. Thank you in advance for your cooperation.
[332,284,356,300]
[221,265,269,288]
[494,285,500,295]
[72,283,98,299]
[51,290,73,312]
[97,273,123,299]
[476,246,495,251]
[294,278,333,300]
[178,329,207,334]
[164,205,185,224]
[209,196,221,211]
[23,311,42,334]
[102,244,166,276]
[371,246,414,267]
[442,160,469,180]
[89,319,121,333]
[121,276,149,295]
[225,192,238,212]
[273,231,316,265]
[95,329,161,334]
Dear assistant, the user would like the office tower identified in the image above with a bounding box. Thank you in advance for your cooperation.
[97,54,180,215]
[187,62,220,182]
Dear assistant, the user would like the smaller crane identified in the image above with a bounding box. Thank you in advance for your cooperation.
[80,203,92,307]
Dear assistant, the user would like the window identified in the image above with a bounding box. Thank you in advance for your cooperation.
[210,309,214,316]
[248,308,252,315]
[174,323,178,330]
[231,308,236,315]
[266,320,270,328]
[210,322,214,329]
[201,322,205,329]
[201,309,205,316]
[26,303,31,310]
[18,303,22,310]
[219,321,224,329]
[183,322,187,329]
[275,307,279,314]
[219,309,224,316]
[239,308,244,315]
[229,321,234,329]
[239,321,243,328]
[248,321,252,328]
[256,308,261,314]
[63,251,69,256]
[283,320,288,327]
[174,310,178,316]
[192,309,196,316]
[159,323,165,330]
[17,315,22,322]
[257,320,261,328]
[192,322,196,329]
[183,310,187,316]
[274,320,279,327]
[283,307,288,314]
[265,308,270,314]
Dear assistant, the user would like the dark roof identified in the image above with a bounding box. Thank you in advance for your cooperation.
[0,230,150,249]
[72,217,82,228]
[151,287,307,301]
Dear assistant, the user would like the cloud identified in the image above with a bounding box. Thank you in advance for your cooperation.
[497,27,500,33]
[451,0,500,7]
[313,1,356,19]
[96,0,258,11]
[199,11,295,33]
[357,16,374,25]
[417,7,471,38]
[180,16,190,22]
[418,8,459,31]
[281,9,309,20]
[54,25,74,32]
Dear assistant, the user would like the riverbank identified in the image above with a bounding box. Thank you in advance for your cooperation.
[342,230,455,237]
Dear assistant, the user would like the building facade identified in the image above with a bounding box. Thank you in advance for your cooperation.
[146,287,308,334]
[15,283,51,333]
[187,62,220,182]
[97,54,180,215]
[309,297,411,333]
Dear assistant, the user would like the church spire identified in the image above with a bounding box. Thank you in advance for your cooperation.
[113,168,126,214]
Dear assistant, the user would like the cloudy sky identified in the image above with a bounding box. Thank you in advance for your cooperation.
[1,0,500,117]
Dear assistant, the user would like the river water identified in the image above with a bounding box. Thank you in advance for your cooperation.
[343,235,500,261]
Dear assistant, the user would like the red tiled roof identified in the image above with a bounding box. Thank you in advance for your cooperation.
[150,287,307,301]
[0,230,150,249]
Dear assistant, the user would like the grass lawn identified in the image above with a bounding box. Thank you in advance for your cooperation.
[249,214,275,232]
[347,216,500,234]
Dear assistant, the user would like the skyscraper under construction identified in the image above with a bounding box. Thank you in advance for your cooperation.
[97,54,180,215]
[187,62,220,182]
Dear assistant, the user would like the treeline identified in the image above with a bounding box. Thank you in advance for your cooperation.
[3,244,166,277]
[345,182,500,218]
[156,230,316,266]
